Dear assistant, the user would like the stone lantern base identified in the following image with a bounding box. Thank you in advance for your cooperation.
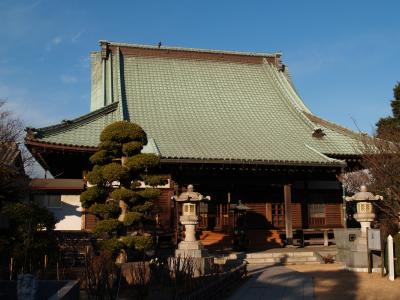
[174,215,212,276]
[175,243,212,277]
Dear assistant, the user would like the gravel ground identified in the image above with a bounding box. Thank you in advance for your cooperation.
[288,263,400,300]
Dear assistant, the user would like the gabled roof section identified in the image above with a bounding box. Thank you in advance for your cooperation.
[26,102,121,148]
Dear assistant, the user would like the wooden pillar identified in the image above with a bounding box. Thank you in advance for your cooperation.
[323,230,329,246]
[284,184,293,245]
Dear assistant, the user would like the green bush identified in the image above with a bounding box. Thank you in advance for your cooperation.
[86,166,104,185]
[130,180,142,189]
[121,235,153,251]
[102,163,128,182]
[98,140,122,157]
[141,174,169,187]
[111,188,139,204]
[89,201,121,219]
[124,212,143,226]
[122,141,145,156]
[80,186,108,208]
[131,201,154,213]
[126,154,160,172]
[137,188,161,200]
[100,121,147,144]
[90,150,112,165]
[94,219,121,236]
[2,203,56,272]
[98,238,124,255]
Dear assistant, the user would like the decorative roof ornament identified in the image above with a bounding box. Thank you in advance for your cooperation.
[312,128,326,138]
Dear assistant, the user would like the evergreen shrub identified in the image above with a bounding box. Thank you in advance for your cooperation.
[99,238,124,255]
[121,235,153,251]
[137,188,161,200]
[126,154,160,172]
[122,141,144,156]
[94,219,121,236]
[86,165,104,185]
[142,174,168,186]
[100,121,147,144]
[102,163,128,182]
[89,150,112,165]
[124,212,143,226]
[111,188,139,203]
[89,201,121,219]
[80,186,108,208]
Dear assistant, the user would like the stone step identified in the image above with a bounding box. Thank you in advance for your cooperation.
[242,251,320,265]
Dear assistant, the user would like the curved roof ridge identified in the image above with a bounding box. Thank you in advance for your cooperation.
[101,40,280,58]
[29,101,119,137]
[304,144,345,165]
[261,62,317,131]
[303,111,365,140]
[276,67,311,114]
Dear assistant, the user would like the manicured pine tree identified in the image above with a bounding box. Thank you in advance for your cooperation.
[376,82,400,140]
[80,121,167,257]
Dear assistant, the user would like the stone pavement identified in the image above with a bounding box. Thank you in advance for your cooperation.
[229,264,314,300]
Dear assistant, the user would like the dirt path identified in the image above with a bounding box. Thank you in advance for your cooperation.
[288,263,400,300]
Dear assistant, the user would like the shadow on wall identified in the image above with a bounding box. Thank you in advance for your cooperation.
[48,199,82,230]
[200,211,283,252]
[240,211,283,251]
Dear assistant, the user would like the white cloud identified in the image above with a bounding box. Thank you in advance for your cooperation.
[52,36,62,45]
[45,36,63,51]
[61,74,78,84]
[71,31,84,43]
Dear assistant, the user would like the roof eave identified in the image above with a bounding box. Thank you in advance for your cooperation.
[160,157,345,168]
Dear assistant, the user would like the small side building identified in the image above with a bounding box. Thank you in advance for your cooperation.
[30,179,84,231]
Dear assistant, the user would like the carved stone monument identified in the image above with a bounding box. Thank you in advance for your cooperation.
[173,185,212,275]
[335,185,383,272]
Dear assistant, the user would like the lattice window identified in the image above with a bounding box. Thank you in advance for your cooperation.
[271,203,285,228]
[308,203,326,226]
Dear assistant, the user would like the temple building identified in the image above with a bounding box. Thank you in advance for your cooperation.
[25,41,363,248]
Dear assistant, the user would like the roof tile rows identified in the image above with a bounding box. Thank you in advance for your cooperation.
[27,42,363,167]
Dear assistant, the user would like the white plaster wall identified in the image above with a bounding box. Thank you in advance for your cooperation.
[50,195,83,231]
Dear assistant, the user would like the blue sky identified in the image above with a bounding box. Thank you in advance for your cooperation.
[1,0,399,135]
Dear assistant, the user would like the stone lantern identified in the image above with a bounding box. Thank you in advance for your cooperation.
[345,185,383,235]
[172,185,213,276]
[334,185,384,271]
[173,185,210,258]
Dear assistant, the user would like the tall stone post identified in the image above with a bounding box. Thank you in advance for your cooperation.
[388,235,395,281]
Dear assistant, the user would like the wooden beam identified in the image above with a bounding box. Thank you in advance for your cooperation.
[284,184,293,245]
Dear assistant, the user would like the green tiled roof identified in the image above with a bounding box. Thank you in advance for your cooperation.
[27,43,363,166]
[30,102,121,147]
